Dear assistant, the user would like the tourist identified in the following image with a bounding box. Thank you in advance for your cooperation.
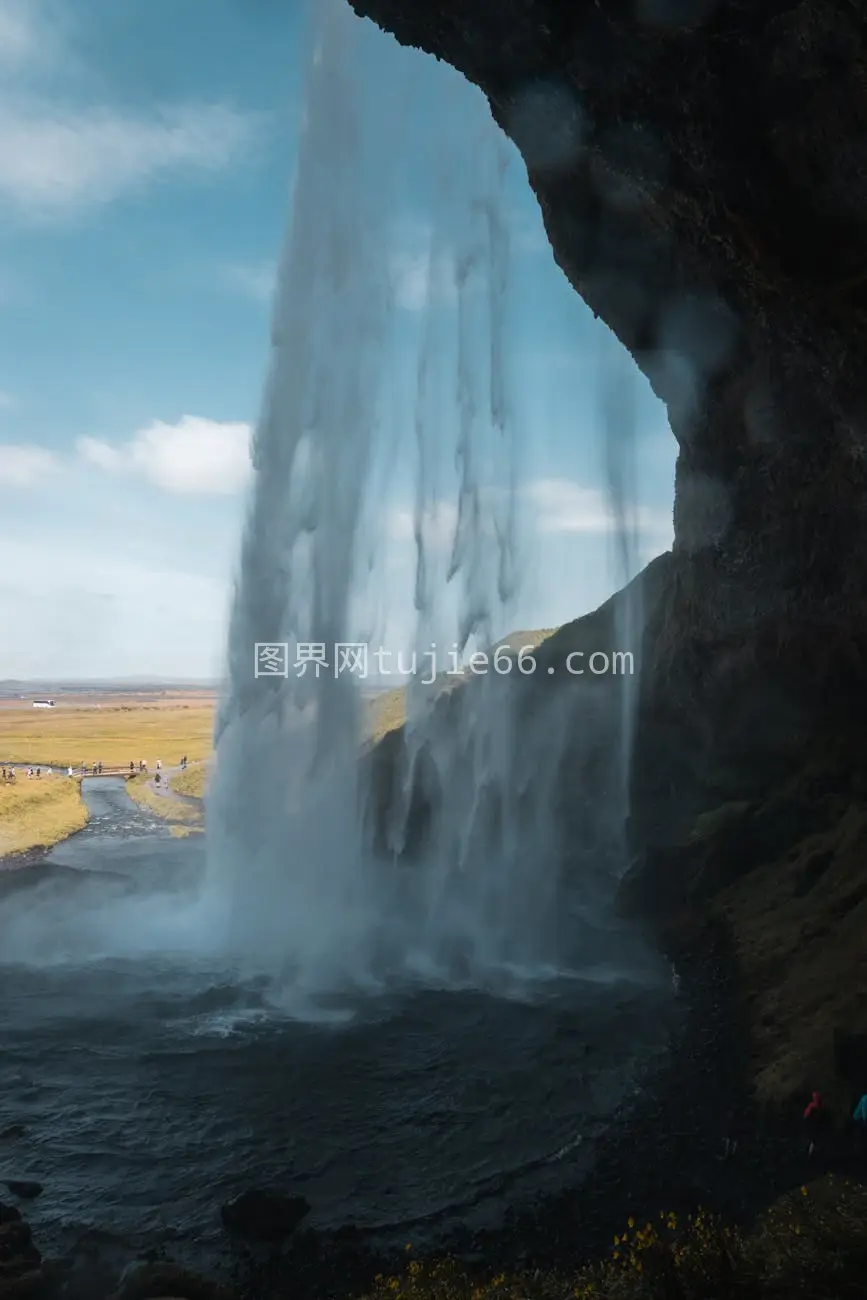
[853,1092,867,1156]
[804,1090,827,1159]
[67,766,73,778]
[130,760,135,774]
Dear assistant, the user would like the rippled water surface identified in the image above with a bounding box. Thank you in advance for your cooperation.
[0,780,678,1262]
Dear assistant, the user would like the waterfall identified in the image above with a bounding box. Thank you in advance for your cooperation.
[599,331,643,831]
[205,0,638,1008]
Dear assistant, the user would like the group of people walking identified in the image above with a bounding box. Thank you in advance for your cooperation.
[2,756,193,784]
[803,1089,867,1159]
[2,765,49,781]
[724,1089,867,1163]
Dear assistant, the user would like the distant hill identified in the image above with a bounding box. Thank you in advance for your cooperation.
[0,678,218,696]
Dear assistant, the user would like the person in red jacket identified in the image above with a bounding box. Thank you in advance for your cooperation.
[803,1091,827,1158]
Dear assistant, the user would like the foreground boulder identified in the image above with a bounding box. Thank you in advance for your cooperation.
[2,1184,42,1202]
[109,1261,236,1300]
[220,1188,310,1243]
[0,1203,60,1299]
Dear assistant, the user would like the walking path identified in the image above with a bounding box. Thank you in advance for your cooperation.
[144,761,205,808]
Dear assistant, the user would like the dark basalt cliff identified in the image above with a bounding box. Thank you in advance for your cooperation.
[347,0,867,830]
[348,0,867,1097]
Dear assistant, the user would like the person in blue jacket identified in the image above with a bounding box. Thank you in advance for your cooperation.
[853,1092,867,1155]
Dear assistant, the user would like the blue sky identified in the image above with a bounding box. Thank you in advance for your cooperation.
[0,0,675,680]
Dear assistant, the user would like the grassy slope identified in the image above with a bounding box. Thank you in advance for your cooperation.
[362,628,558,748]
[711,771,867,1104]
[126,772,204,830]
[171,762,209,799]
[629,752,867,1106]
[0,773,89,857]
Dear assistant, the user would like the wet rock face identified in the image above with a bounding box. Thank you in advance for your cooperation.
[346,0,867,838]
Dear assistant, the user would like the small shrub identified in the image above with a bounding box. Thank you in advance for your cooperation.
[361,1178,867,1300]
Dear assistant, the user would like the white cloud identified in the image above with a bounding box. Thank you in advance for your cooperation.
[0,0,44,68]
[524,477,672,543]
[0,533,230,679]
[0,103,260,219]
[389,249,458,312]
[387,501,459,547]
[0,1,262,221]
[78,415,252,495]
[524,479,614,533]
[0,442,59,486]
[386,479,673,552]
[77,435,121,472]
[220,260,278,303]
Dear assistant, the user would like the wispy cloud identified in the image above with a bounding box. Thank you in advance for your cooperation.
[387,501,459,547]
[0,442,60,486]
[387,479,673,548]
[0,103,261,219]
[219,259,278,303]
[78,415,252,495]
[0,0,263,220]
[0,0,49,69]
[0,532,231,678]
[525,477,672,542]
[386,203,550,314]
[524,479,614,533]
[389,248,457,313]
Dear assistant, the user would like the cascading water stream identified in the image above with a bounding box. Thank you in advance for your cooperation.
[599,332,643,837]
[205,0,649,1008]
[0,3,682,1255]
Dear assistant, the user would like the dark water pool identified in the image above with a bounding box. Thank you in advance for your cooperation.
[0,779,679,1266]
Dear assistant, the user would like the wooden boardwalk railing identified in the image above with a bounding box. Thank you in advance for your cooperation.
[1,765,159,780]
[79,767,140,778]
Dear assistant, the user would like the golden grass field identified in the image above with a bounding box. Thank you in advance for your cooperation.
[0,693,215,857]
[0,630,559,856]
[0,696,215,769]
[0,772,89,857]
